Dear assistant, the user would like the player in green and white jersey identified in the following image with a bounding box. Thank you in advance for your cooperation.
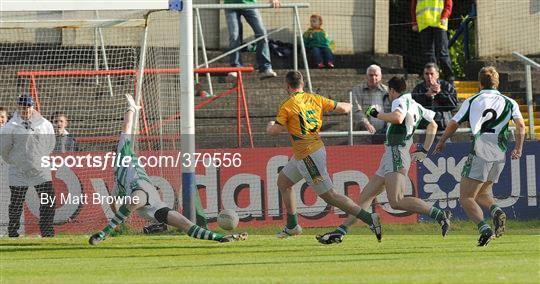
[89,94,247,245]
[317,76,450,245]
[435,67,525,246]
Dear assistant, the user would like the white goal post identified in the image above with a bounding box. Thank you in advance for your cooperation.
[0,0,169,12]
[0,1,198,235]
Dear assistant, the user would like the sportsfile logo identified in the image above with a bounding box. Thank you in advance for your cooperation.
[41,152,242,171]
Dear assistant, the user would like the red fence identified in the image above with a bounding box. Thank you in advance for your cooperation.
[17,66,255,148]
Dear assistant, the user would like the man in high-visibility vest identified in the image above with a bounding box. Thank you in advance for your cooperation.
[411,0,455,84]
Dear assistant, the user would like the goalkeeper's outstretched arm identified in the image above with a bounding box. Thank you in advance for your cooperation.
[122,94,141,134]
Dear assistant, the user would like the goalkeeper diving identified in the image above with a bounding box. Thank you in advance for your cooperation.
[89,94,247,245]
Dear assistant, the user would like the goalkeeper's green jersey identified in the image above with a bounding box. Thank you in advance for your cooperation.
[113,134,152,196]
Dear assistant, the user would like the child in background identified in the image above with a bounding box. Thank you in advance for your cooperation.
[303,14,335,69]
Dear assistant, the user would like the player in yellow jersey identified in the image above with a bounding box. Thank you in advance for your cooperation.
[266,71,382,241]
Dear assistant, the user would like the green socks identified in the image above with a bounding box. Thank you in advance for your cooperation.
[102,205,131,236]
[477,220,492,235]
[286,213,298,229]
[429,207,445,222]
[490,204,502,218]
[335,224,348,235]
[355,209,373,226]
[187,225,224,241]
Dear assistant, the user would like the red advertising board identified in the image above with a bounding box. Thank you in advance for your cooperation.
[21,145,417,234]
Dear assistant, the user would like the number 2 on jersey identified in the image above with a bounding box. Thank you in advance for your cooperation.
[299,110,318,134]
[480,109,497,133]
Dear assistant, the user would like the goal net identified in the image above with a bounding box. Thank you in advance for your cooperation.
[0,10,185,235]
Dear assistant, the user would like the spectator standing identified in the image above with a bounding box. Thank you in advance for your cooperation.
[303,14,335,68]
[412,63,458,130]
[411,0,455,83]
[52,111,77,152]
[0,95,56,237]
[351,65,390,144]
[224,0,279,79]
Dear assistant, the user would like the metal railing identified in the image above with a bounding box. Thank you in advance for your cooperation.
[321,92,518,145]
[512,51,539,140]
[192,3,312,95]
[449,2,476,61]
[320,127,489,141]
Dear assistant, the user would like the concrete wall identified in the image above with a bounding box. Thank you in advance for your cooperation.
[373,0,389,54]
[217,0,384,54]
[0,1,387,54]
[3,1,540,58]
[476,1,540,57]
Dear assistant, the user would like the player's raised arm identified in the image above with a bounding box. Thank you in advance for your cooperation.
[122,94,142,134]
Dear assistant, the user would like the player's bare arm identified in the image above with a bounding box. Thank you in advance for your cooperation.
[334,102,352,114]
[423,120,438,151]
[366,106,405,125]
[512,118,526,159]
[266,120,287,136]
[122,94,141,134]
[435,119,458,153]
[412,120,438,162]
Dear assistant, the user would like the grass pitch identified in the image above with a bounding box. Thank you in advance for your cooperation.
[1,221,539,284]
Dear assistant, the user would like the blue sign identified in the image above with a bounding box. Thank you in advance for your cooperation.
[417,141,539,220]
[169,0,183,11]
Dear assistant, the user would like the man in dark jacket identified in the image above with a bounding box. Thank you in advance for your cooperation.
[412,63,458,130]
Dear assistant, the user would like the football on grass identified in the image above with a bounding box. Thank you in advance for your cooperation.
[217,209,239,230]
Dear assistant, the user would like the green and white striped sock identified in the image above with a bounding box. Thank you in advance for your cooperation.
[490,204,502,218]
[335,224,348,235]
[187,225,224,241]
[429,207,445,222]
[101,205,131,236]
[477,220,492,234]
[355,209,373,226]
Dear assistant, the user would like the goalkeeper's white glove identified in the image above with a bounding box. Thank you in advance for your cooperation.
[412,146,428,162]
[125,94,141,113]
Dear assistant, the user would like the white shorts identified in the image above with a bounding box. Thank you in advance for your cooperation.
[131,179,168,222]
[281,147,333,195]
[375,144,412,177]
[114,134,167,221]
[461,154,505,183]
